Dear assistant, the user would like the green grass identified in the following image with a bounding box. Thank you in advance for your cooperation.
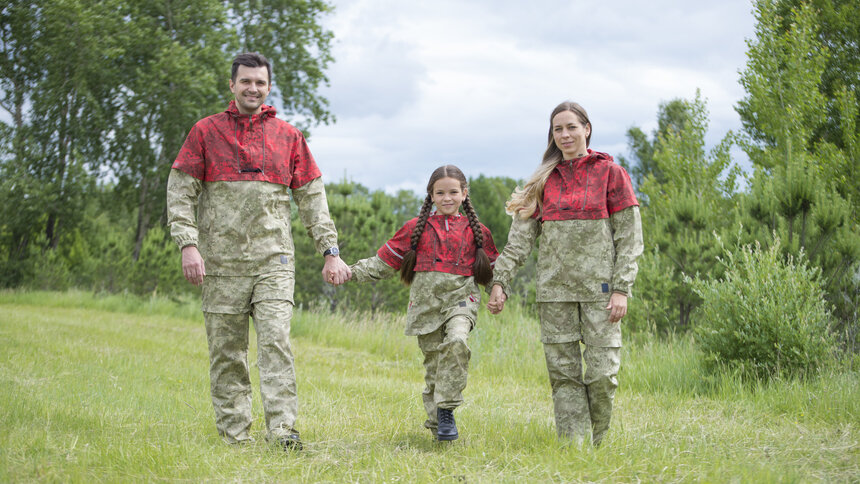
[1,290,857,482]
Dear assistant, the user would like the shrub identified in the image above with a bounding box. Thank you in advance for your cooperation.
[689,239,836,380]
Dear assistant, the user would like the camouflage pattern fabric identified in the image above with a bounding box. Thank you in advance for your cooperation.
[167,170,337,275]
[491,216,541,297]
[538,299,621,347]
[202,272,298,443]
[350,256,480,336]
[493,206,642,301]
[417,316,473,432]
[541,301,620,446]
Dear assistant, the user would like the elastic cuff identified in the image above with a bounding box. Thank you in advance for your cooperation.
[492,281,510,297]
[174,237,198,250]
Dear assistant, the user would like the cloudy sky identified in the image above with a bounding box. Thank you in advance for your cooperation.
[302,0,757,194]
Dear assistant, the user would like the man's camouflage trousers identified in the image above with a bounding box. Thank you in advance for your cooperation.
[201,272,298,444]
[417,315,472,433]
[540,301,622,446]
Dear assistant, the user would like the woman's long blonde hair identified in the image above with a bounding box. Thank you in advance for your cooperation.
[506,101,591,219]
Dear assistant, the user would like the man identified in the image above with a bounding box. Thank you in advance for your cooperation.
[167,52,350,451]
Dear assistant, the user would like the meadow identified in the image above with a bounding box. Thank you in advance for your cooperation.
[0,290,857,483]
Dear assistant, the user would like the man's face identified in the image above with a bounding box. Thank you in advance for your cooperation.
[229,65,270,115]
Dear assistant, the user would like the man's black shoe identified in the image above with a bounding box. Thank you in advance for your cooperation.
[436,408,458,441]
[276,432,303,451]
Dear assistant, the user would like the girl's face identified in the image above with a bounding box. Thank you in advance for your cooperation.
[431,177,467,216]
[552,110,590,160]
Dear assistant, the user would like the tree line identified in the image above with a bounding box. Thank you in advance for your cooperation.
[1,0,858,351]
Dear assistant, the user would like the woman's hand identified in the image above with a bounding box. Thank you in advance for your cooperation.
[487,284,507,314]
[606,292,628,323]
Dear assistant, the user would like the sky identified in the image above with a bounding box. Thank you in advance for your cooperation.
[301,0,758,195]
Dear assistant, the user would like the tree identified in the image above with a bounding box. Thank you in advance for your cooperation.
[618,99,692,196]
[636,92,740,333]
[292,180,414,313]
[737,0,859,344]
[228,0,336,133]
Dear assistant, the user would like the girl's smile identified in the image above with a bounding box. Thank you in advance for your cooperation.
[431,177,467,216]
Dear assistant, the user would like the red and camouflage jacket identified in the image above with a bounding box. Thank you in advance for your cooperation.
[378,214,499,277]
[172,100,320,187]
[537,149,638,221]
[167,101,338,277]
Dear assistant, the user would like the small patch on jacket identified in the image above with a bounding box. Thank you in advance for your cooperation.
[601,283,609,293]
[280,255,289,264]
[459,301,467,307]
[468,294,478,303]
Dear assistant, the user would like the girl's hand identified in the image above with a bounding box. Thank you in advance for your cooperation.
[487,284,507,314]
[606,292,628,323]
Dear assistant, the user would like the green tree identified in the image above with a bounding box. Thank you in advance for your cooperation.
[636,92,740,333]
[228,0,336,133]
[292,180,414,313]
[736,0,859,344]
[618,99,692,196]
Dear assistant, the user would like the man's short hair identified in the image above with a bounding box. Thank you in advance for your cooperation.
[231,52,272,84]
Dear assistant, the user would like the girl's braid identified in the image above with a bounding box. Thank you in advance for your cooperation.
[410,195,434,249]
[461,195,484,247]
[462,195,493,286]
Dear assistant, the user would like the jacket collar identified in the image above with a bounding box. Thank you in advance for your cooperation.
[226,100,277,119]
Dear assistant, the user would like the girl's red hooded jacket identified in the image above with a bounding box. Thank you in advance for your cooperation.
[378,214,499,277]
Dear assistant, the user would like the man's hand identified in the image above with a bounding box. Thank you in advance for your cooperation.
[323,255,351,285]
[487,284,507,314]
[606,292,628,323]
[181,246,206,286]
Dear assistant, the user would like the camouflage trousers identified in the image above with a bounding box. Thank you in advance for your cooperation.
[416,315,473,432]
[202,272,297,444]
[540,302,622,446]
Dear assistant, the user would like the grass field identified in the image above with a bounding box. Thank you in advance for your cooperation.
[1,290,857,482]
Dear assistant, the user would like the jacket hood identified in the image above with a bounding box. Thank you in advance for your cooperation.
[226,100,277,118]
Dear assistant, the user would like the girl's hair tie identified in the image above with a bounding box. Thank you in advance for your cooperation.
[411,244,418,251]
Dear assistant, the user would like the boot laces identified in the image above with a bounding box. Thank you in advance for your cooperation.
[439,409,454,425]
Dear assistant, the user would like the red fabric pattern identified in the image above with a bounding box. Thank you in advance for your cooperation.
[377,214,499,277]
[172,101,321,188]
[539,150,638,221]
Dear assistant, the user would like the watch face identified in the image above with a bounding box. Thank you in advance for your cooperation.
[330,247,339,256]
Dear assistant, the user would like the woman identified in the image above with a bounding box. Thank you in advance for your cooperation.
[487,101,643,446]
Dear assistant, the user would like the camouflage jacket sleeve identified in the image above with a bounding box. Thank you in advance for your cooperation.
[609,205,644,296]
[492,216,541,296]
[350,255,398,283]
[166,168,203,249]
[291,177,339,254]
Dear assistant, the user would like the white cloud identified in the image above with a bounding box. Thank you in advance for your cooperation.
[307,0,757,193]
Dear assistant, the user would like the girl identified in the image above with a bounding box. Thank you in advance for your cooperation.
[487,101,644,446]
[348,165,498,441]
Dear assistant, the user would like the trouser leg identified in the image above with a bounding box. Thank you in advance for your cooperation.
[543,341,591,444]
[417,316,472,429]
[252,299,297,440]
[204,311,253,443]
[434,315,472,409]
[583,345,620,446]
[418,330,442,431]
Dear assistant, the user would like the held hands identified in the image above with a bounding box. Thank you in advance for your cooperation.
[181,246,206,286]
[323,255,352,286]
[606,292,628,323]
[487,284,507,314]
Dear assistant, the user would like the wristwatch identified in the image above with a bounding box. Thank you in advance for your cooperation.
[323,247,340,257]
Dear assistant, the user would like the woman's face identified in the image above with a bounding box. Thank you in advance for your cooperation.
[552,110,590,160]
